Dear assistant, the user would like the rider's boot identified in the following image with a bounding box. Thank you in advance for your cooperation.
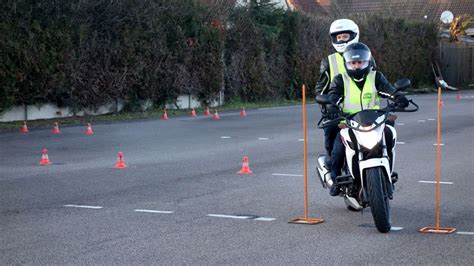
[329,175,341,196]
[391,171,398,190]
[391,171,398,184]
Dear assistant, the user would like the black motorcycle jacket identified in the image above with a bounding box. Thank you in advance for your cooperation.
[315,57,331,96]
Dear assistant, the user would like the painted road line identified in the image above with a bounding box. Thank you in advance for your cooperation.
[391,226,404,231]
[258,137,270,140]
[298,139,304,141]
[272,173,304,177]
[220,136,232,139]
[254,217,276,221]
[133,209,174,214]
[433,143,445,146]
[396,142,405,145]
[418,120,426,122]
[456,231,474,235]
[207,214,275,221]
[208,214,251,220]
[418,181,454,185]
[64,204,103,209]
[396,123,405,126]
[428,118,436,121]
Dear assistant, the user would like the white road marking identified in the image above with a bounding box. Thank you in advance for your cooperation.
[396,123,405,126]
[428,118,436,121]
[418,181,454,185]
[456,231,474,235]
[220,136,231,139]
[208,214,251,220]
[254,217,276,221]
[272,173,304,177]
[63,204,103,209]
[133,209,174,214]
[258,137,270,140]
[418,120,426,122]
[391,226,404,231]
[433,143,445,146]
[207,214,275,221]
[396,142,405,145]
[298,139,304,141]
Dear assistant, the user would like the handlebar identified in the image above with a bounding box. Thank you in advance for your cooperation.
[318,99,419,129]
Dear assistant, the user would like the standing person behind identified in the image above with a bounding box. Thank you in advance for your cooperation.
[326,42,409,196]
[315,19,360,167]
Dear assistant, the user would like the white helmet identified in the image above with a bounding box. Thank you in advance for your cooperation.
[329,19,359,53]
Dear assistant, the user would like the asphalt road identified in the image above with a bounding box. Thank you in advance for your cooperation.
[1,91,473,264]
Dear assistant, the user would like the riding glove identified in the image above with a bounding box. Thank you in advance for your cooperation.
[327,105,339,119]
[394,94,409,108]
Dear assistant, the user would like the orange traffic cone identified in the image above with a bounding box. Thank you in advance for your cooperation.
[238,156,253,174]
[39,149,51,165]
[240,107,247,117]
[162,109,168,120]
[203,107,210,116]
[114,152,128,169]
[213,109,220,120]
[20,121,29,133]
[190,108,197,117]
[456,92,462,101]
[52,122,61,134]
[85,123,94,135]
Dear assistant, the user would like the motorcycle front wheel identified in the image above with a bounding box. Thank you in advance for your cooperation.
[366,167,391,233]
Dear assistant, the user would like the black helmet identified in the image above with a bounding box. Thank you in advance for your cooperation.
[343,42,372,80]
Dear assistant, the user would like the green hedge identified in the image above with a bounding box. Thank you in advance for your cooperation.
[0,0,438,114]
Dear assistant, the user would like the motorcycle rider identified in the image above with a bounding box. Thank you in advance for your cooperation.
[316,19,370,167]
[326,42,409,196]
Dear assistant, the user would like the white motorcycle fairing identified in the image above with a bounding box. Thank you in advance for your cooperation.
[339,123,397,188]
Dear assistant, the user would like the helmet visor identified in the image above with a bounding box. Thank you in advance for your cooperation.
[343,49,371,70]
[345,60,369,70]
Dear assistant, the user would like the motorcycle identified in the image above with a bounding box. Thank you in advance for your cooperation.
[315,79,418,233]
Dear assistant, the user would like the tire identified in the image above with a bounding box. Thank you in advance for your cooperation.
[366,167,391,233]
[347,205,362,212]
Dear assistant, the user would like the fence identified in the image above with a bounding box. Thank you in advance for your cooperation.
[439,41,474,86]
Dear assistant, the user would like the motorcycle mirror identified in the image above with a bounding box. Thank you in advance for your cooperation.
[394,78,411,91]
[316,94,331,105]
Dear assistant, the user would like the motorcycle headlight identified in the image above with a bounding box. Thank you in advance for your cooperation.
[358,130,379,149]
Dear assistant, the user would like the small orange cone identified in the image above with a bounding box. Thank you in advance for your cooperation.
[190,108,197,117]
[114,152,128,169]
[39,149,51,165]
[203,107,210,116]
[162,109,168,120]
[238,156,253,174]
[213,109,220,120]
[52,122,61,134]
[456,92,461,101]
[85,123,94,135]
[240,107,247,117]
[20,121,29,133]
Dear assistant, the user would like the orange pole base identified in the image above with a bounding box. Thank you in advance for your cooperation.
[288,218,324,225]
[419,226,456,234]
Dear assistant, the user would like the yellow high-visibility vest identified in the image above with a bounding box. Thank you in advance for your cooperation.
[341,71,380,114]
[328,53,345,81]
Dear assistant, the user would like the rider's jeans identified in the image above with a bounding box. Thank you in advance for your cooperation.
[330,132,345,181]
[324,123,340,157]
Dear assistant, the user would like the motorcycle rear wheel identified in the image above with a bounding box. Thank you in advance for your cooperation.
[366,167,391,233]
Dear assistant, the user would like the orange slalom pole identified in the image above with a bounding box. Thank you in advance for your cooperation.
[288,84,324,225]
[419,87,456,234]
